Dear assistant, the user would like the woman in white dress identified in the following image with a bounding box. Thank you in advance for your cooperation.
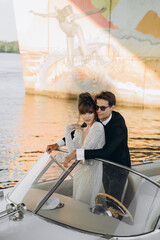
[59,92,105,207]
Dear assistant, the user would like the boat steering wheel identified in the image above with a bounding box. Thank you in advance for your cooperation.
[95,193,133,222]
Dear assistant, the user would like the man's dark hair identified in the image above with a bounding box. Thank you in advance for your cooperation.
[95,91,116,107]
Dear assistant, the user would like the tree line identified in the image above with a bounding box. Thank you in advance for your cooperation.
[0,41,19,54]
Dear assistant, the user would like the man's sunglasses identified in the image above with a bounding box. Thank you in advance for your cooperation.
[96,105,110,111]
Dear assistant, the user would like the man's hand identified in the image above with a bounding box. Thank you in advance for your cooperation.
[46,143,59,154]
[63,150,76,168]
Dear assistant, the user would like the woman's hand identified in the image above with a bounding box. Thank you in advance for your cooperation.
[70,124,82,130]
[29,10,34,14]
[63,150,76,168]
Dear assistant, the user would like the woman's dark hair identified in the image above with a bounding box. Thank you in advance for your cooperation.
[78,92,98,120]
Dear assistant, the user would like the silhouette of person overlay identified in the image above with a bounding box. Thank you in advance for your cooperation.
[30,5,106,65]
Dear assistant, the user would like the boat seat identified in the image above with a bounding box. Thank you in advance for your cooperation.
[123,172,140,210]
[132,161,160,178]
[122,173,160,233]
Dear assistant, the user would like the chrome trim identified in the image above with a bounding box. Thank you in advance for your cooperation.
[0,203,27,221]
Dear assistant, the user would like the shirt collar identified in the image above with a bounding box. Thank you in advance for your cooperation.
[101,114,112,125]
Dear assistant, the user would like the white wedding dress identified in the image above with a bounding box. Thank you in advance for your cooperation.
[57,121,105,207]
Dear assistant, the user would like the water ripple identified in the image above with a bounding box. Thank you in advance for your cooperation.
[0,53,160,188]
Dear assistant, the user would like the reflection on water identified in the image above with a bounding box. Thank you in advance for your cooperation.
[0,53,160,189]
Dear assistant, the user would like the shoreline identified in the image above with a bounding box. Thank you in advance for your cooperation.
[25,89,160,109]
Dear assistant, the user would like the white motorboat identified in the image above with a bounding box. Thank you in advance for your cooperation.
[0,150,160,240]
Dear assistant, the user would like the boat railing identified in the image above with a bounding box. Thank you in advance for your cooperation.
[132,155,160,166]
[33,148,73,184]
[57,148,160,187]
[57,148,160,168]
[57,147,160,165]
[51,149,73,179]
[142,154,160,163]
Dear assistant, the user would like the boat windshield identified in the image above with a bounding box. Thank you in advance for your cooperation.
[8,152,160,237]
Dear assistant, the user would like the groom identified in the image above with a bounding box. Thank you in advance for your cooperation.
[46,91,131,202]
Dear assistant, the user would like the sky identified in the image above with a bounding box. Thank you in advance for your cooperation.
[0,0,18,41]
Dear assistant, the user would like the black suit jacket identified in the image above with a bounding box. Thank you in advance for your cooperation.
[85,111,131,167]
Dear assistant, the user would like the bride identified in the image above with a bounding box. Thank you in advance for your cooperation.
[57,92,105,207]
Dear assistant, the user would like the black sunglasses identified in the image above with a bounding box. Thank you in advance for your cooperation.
[96,105,110,111]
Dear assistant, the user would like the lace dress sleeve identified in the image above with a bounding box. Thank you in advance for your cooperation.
[55,125,74,162]
[56,124,80,162]
[81,122,105,150]
[65,124,77,153]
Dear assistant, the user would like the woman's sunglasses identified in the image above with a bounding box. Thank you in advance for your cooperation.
[96,105,110,111]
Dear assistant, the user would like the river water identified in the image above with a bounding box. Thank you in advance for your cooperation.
[0,53,159,189]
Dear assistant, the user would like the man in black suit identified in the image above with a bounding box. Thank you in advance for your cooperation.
[47,91,131,202]
[84,91,130,167]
